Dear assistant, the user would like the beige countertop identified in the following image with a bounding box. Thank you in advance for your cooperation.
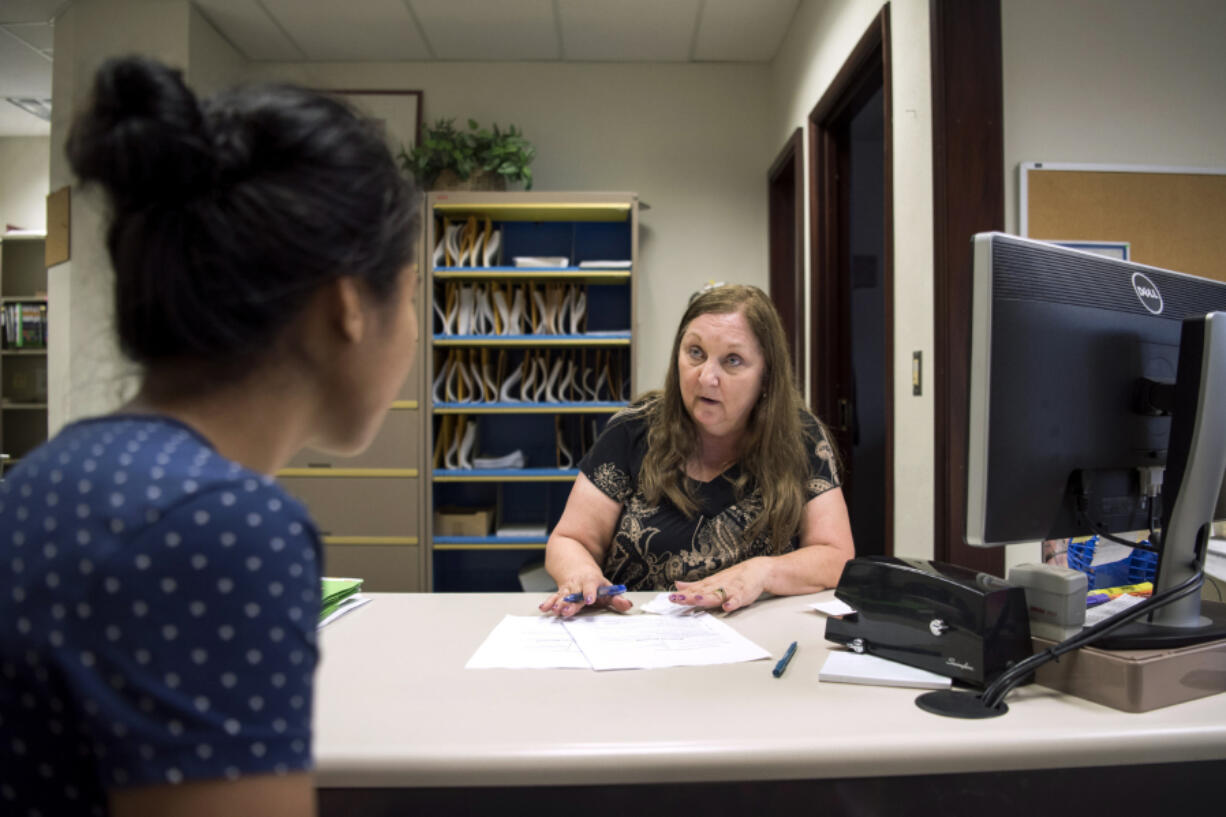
[312,590,1226,788]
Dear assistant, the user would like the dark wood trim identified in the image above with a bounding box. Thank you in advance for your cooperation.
[808,6,893,556]
[880,7,895,563]
[768,128,805,386]
[326,89,424,146]
[930,0,1004,573]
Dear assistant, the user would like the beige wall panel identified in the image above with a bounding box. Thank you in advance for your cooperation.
[281,476,419,537]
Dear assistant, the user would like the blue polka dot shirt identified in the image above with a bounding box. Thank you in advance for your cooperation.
[0,415,321,816]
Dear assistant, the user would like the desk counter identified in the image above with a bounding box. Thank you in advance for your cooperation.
[313,591,1226,789]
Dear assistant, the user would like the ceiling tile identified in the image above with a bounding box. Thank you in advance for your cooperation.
[4,22,54,55]
[559,0,700,61]
[693,0,799,62]
[0,1,66,26]
[411,0,558,61]
[263,0,430,61]
[0,27,51,97]
[194,0,305,61]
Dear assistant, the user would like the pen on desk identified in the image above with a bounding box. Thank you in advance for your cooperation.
[772,641,798,678]
[563,584,627,603]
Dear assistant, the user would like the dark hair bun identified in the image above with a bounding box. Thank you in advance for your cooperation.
[66,56,214,210]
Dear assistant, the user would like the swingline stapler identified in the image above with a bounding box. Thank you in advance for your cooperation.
[824,556,1033,687]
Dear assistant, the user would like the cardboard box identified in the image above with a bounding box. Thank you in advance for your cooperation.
[434,506,494,537]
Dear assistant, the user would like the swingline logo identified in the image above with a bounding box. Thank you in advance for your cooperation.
[1132,272,1164,314]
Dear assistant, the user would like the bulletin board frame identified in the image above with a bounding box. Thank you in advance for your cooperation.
[1019,161,1226,283]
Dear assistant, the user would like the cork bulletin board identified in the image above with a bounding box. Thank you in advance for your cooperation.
[1019,162,1226,283]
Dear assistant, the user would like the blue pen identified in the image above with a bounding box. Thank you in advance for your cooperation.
[772,641,798,678]
[563,584,627,603]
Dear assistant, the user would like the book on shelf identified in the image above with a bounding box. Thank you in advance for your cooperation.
[1,302,47,349]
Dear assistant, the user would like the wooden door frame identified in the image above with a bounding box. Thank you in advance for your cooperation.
[808,6,894,557]
[930,0,1005,573]
[768,128,806,387]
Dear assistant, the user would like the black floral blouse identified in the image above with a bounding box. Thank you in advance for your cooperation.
[579,403,841,591]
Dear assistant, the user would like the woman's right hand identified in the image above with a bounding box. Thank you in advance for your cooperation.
[539,567,633,618]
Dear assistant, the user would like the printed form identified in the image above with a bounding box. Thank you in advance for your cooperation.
[465,613,770,671]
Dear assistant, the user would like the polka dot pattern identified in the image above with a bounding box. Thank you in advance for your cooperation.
[0,416,322,815]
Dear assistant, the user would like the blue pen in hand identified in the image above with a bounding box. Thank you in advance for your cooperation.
[772,641,798,678]
[563,585,627,603]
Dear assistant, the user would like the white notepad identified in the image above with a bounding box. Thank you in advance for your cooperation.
[819,650,952,690]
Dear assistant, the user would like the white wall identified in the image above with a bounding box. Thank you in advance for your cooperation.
[770,0,936,560]
[1002,0,1226,234]
[48,0,244,432]
[248,60,775,394]
[0,137,50,232]
[999,0,1226,570]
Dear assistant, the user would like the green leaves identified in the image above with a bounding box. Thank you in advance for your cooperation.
[399,117,536,189]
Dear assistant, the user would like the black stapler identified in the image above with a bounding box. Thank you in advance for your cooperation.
[824,556,1033,687]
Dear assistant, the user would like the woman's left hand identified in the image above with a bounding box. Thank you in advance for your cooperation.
[671,557,773,613]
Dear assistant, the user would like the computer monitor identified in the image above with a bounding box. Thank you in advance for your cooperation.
[965,232,1226,649]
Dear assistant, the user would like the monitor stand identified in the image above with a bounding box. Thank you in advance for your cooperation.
[1084,313,1226,650]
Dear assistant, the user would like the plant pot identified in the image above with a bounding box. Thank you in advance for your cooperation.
[433,168,507,192]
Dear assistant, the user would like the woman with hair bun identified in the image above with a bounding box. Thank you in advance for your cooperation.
[0,56,419,816]
[541,284,854,617]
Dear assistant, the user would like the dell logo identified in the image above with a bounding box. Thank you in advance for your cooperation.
[1132,272,1164,314]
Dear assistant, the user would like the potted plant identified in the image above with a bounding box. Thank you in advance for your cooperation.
[400,118,536,191]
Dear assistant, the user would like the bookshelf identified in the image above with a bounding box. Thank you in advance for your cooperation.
[0,232,48,478]
[425,191,638,591]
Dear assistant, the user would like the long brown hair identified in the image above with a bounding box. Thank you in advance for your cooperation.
[637,285,836,553]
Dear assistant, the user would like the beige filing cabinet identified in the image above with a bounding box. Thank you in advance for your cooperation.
[278,220,427,591]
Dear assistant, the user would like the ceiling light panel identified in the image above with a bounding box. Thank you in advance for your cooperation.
[262,0,431,61]
[558,0,700,62]
[410,0,558,61]
[693,0,799,62]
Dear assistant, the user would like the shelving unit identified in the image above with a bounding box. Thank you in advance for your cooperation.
[425,191,638,591]
[1,232,49,479]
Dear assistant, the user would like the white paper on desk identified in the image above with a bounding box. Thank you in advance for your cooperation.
[810,599,855,617]
[639,592,702,615]
[562,613,770,670]
[465,615,591,669]
[819,650,952,690]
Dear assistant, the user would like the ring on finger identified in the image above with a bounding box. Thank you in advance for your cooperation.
[714,587,727,602]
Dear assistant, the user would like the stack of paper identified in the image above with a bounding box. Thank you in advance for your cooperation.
[818,650,952,690]
[465,613,770,670]
[319,577,371,629]
[578,259,632,269]
[513,256,569,268]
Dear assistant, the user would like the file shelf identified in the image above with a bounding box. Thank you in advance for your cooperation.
[434,402,625,414]
[0,232,49,478]
[426,191,638,591]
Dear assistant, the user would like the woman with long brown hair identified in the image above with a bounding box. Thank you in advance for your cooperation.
[541,284,853,616]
